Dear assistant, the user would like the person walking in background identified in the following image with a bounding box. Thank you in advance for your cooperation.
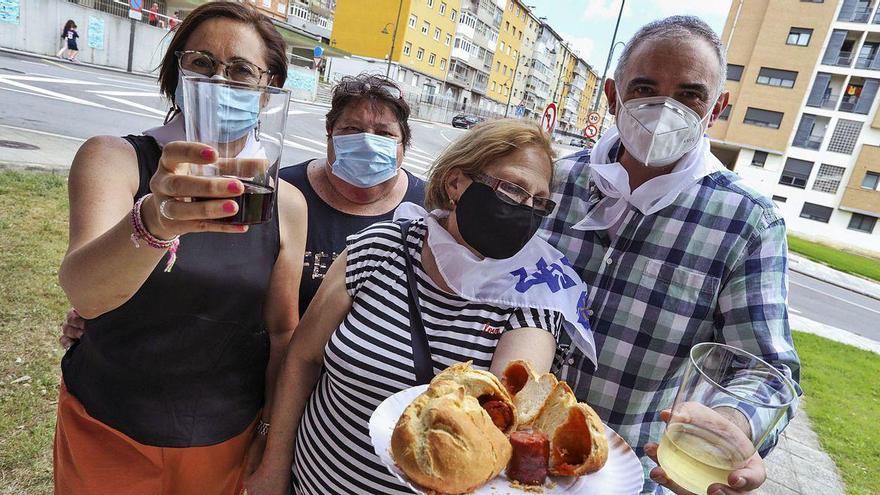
[149,3,160,27]
[63,21,79,62]
[169,11,180,30]
[56,20,75,59]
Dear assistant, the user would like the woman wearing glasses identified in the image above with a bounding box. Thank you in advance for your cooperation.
[246,120,595,495]
[54,3,306,494]
[279,73,425,317]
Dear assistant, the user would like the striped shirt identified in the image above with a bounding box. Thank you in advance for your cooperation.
[541,148,802,494]
[293,220,562,494]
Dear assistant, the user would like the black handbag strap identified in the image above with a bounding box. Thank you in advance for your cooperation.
[399,220,434,385]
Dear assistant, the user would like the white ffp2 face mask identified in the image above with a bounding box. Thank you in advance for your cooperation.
[615,95,711,167]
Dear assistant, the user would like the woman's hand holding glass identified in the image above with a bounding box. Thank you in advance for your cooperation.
[143,141,250,239]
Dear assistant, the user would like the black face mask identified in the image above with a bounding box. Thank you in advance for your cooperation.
[454,181,543,259]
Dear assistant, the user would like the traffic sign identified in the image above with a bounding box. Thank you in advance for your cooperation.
[128,0,143,19]
[584,124,598,139]
[314,46,324,58]
[587,111,600,125]
[541,103,557,133]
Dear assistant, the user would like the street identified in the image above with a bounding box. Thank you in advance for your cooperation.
[1,50,877,343]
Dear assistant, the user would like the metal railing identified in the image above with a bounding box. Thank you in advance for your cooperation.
[834,51,855,67]
[855,54,880,69]
[839,96,859,112]
[68,0,174,28]
[839,7,872,23]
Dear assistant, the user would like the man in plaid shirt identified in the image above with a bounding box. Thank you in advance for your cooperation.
[542,16,801,495]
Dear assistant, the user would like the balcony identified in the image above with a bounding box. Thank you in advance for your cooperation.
[840,7,871,23]
[792,135,824,150]
[832,51,855,67]
[792,114,828,151]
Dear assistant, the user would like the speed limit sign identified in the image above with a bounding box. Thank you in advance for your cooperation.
[587,112,600,125]
[584,124,598,139]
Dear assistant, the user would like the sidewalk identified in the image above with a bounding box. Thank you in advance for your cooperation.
[789,252,880,301]
[0,124,82,173]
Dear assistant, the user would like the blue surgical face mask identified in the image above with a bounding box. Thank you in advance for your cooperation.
[176,72,261,142]
[331,132,399,188]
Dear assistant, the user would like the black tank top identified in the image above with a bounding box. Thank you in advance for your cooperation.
[61,135,280,447]
[279,160,425,316]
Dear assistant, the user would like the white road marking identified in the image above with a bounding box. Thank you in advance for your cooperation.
[789,308,801,315]
[0,124,85,142]
[790,279,880,316]
[98,76,158,89]
[19,60,48,67]
[0,74,101,85]
[288,110,310,115]
[288,135,326,147]
[0,76,104,107]
[0,84,73,103]
[283,139,322,153]
[92,94,167,116]
[87,90,162,97]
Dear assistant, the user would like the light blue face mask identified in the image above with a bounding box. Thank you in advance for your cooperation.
[176,72,261,142]
[331,132,399,188]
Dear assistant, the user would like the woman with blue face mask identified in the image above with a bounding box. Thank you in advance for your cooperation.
[54,3,307,493]
[279,74,426,317]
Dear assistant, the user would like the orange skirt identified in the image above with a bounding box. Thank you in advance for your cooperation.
[53,383,256,495]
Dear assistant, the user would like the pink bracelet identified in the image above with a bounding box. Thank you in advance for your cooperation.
[130,194,180,272]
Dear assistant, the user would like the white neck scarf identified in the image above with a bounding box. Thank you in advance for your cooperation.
[394,202,597,368]
[573,127,723,231]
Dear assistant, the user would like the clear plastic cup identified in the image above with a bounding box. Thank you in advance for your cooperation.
[181,76,290,224]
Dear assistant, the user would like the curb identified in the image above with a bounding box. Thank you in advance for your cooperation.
[0,162,70,175]
[0,47,157,80]
[788,262,880,303]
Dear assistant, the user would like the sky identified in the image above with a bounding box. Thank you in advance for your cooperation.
[530,0,733,77]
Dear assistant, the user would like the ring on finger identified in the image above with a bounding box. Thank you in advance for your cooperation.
[159,198,176,220]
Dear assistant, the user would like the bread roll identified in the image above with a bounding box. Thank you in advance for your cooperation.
[430,361,518,434]
[391,380,512,494]
[502,360,558,426]
[532,382,608,476]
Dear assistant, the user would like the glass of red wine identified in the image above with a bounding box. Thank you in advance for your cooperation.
[181,76,290,225]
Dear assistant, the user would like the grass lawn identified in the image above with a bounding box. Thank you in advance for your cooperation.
[788,235,880,284]
[0,170,878,494]
[0,171,69,494]
[793,331,880,495]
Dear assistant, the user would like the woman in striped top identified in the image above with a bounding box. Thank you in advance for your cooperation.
[247,120,569,495]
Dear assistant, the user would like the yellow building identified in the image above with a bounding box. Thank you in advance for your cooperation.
[556,45,578,132]
[576,65,600,132]
[331,0,458,84]
[487,0,528,106]
[710,0,879,254]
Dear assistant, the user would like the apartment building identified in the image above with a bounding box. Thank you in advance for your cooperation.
[287,0,334,41]
[331,0,458,99]
[486,0,529,111]
[710,0,880,254]
[444,0,502,111]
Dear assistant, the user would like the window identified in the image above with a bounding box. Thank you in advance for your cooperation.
[428,53,436,65]
[505,21,510,31]
[863,171,880,189]
[451,9,457,21]
[744,107,784,129]
[799,202,833,222]
[397,69,406,83]
[416,47,424,60]
[848,213,877,233]
[507,46,511,55]
[445,33,451,46]
[403,42,412,56]
[439,2,446,14]
[422,21,430,35]
[787,28,812,46]
[412,74,419,87]
[500,41,505,52]
[440,58,447,70]
[779,158,813,188]
[772,195,788,203]
[503,65,508,75]
[492,81,497,91]
[827,119,862,154]
[757,67,798,88]
[727,64,744,81]
[434,27,441,41]
[719,105,732,120]
[408,14,417,28]
[812,164,846,194]
[751,150,768,167]
[427,0,433,7]
[496,61,500,71]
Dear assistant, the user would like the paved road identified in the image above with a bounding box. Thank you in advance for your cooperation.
[788,270,880,342]
[3,51,877,343]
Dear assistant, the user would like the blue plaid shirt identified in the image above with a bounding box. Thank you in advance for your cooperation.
[541,147,802,494]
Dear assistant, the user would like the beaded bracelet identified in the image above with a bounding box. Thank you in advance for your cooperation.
[130,194,180,272]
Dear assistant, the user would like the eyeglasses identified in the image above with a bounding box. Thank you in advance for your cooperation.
[334,78,403,100]
[467,173,556,216]
[176,50,270,86]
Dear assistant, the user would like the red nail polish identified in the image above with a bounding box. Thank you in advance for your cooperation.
[239,225,249,232]
[227,181,242,193]
[223,201,236,213]
[200,148,214,160]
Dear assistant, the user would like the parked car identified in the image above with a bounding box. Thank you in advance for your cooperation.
[452,114,485,129]
[569,138,588,147]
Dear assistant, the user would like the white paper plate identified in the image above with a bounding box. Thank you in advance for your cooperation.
[369,384,645,495]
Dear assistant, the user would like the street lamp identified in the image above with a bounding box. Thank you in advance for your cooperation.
[385,0,404,78]
[591,0,626,112]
